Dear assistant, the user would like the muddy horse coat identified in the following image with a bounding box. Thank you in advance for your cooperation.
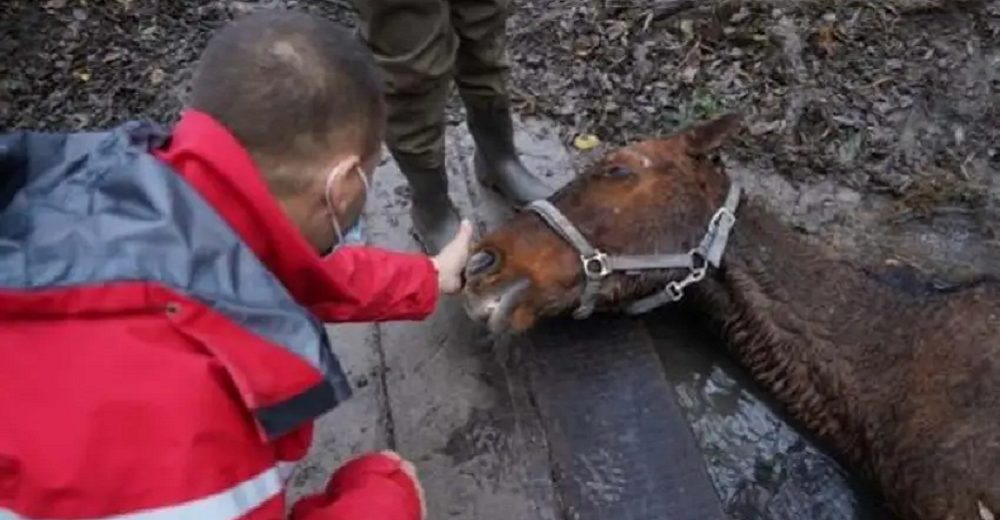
[463,115,1000,520]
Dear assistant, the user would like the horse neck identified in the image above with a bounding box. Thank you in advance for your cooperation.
[691,199,893,471]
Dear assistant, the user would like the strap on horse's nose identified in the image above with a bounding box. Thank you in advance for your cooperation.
[526,199,604,319]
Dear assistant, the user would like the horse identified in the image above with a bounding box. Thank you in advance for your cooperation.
[461,114,1000,520]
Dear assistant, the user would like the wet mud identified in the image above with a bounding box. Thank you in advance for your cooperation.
[646,311,890,519]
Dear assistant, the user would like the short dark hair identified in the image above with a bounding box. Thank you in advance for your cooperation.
[189,10,384,196]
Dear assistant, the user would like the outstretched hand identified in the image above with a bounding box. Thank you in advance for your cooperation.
[432,219,474,294]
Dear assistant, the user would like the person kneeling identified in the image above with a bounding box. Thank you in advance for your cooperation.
[0,9,472,520]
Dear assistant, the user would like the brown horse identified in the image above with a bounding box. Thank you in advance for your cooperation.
[461,115,1000,520]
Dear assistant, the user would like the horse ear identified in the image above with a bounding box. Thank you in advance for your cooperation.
[683,113,742,155]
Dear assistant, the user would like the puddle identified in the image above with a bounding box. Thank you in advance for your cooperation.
[645,313,889,519]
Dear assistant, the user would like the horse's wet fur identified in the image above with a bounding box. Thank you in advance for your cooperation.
[462,115,1000,520]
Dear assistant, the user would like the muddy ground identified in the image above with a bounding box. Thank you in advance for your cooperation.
[3,0,998,272]
[2,0,998,518]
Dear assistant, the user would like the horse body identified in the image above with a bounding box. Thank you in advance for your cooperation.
[462,115,1000,519]
[698,200,1000,519]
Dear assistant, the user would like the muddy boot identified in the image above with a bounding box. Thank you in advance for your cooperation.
[462,95,553,206]
[398,160,462,255]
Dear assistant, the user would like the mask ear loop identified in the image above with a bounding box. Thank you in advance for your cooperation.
[326,165,372,246]
[354,166,370,217]
[325,169,344,245]
[355,165,370,196]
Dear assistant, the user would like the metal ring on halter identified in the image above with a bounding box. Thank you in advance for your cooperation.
[688,250,708,283]
[711,207,736,230]
[664,281,684,302]
[581,251,612,280]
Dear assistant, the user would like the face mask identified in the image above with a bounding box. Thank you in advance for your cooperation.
[325,163,369,251]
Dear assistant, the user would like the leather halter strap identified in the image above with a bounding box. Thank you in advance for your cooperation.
[525,182,742,319]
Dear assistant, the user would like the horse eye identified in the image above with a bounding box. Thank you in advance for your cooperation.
[606,165,633,177]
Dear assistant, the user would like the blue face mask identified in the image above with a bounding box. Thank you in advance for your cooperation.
[325,164,369,251]
[341,216,365,246]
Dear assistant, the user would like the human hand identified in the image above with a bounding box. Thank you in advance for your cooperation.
[293,450,425,520]
[431,219,474,294]
[379,450,426,520]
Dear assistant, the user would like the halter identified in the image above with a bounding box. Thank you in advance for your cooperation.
[525,182,742,319]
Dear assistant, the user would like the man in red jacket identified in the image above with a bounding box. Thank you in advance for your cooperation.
[0,9,470,520]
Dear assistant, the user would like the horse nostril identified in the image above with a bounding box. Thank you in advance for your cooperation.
[466,250,500,277]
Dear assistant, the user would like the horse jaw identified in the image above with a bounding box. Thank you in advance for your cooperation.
[463,278,532,334]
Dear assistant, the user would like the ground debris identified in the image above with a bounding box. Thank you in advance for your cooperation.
[507,0,999,209]
[0,0,356,130]
[2,0,997,245]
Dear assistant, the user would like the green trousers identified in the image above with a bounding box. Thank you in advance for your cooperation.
[353,0,512,169]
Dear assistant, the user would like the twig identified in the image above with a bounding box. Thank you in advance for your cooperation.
[651,0,696,21]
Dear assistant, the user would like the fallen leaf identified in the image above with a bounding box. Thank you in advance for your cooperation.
[150,68,165,85]
[573,134,601,150]
[679,19,694,40]
[730,7,751,23]
[816,25,837,56]
[980,501,994,520]
[680,64,698,83]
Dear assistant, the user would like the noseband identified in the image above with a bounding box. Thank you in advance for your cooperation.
[525,182,742,319]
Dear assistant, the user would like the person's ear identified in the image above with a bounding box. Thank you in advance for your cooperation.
[324,154,362,214]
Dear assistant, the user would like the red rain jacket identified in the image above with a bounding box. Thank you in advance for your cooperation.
[0,110,436,519]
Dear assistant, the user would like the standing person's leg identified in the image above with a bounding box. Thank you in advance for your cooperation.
[353,0,461,254]
[450,0,552,206]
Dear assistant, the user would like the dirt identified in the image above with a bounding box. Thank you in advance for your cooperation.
[5,0,998,204]
[508,0,999,206]
[0,0,353,129]
[4,0,997,268]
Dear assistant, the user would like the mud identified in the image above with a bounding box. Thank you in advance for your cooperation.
[647,311,890,519]
[3,0,997,518]
[507,1,1000,212]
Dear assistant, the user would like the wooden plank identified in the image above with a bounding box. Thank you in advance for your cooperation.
[526,317,728,520]
[367,137,559,519]
[286,321,390,504]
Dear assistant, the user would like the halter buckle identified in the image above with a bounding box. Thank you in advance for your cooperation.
[713,207,736,229]
[580,251,611,280]
[664,281,685,302]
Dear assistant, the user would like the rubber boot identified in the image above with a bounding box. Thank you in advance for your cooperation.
[462,95,553,206]
[397,159,461,255]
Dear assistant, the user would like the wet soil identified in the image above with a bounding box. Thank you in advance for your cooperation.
[4,0,997,274]
[0,0,353,129]
[3,1,997,519]
[508,0,1000,216]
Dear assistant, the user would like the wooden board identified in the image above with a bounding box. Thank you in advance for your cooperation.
[286,320,390,505]
[364,143,559,520]
[526,317,728,520]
